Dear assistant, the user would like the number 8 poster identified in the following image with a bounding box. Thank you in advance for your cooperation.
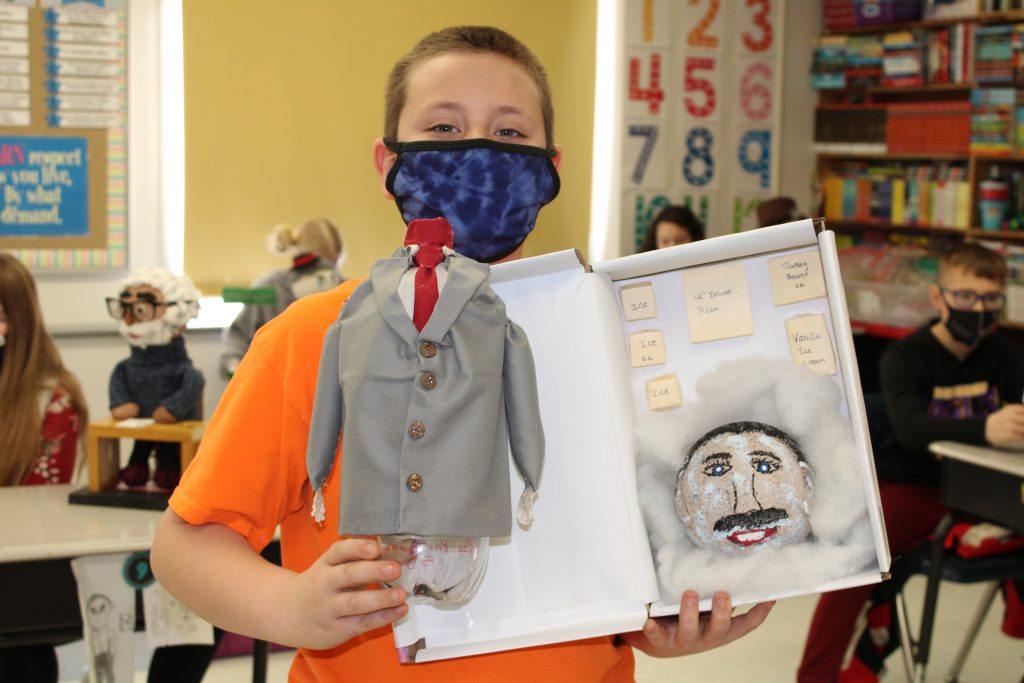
[621,0,783,249]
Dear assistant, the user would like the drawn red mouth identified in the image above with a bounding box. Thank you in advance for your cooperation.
[727,526,778,546]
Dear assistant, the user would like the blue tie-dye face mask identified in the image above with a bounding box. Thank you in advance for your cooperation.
[384,139,560,263]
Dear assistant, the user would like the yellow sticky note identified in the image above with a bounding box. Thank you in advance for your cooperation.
[646,374,682,411]
[768,251,827,306]
[682,262,754,343]
[786,314,837,376]
[628,329,667,367]
[620,281,657,321]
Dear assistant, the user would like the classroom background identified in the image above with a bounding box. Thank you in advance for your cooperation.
[2,0,1023,681]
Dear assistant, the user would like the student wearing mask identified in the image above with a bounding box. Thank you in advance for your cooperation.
[799,242,1024,681]
[152,26,772,681]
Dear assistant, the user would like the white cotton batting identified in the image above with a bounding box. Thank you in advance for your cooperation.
[634,357,876,602]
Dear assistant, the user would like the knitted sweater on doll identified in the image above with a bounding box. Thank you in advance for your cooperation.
[109,336,204,420]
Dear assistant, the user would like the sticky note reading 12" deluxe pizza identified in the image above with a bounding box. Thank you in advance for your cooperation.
[682,262,754,343]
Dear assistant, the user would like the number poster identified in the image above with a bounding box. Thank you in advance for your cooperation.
[622,0,784,247]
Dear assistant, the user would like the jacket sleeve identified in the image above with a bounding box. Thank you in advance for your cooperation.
[502,320,544,491]
[108,360,131,409]
[306,320,344,522]
[160,365,206,420]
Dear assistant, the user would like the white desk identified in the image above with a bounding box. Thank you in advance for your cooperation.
[929,440,1024,478]
[0,484,276,683]
[0,484,162,562]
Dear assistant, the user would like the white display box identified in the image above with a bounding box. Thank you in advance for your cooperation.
[393,219,891,662]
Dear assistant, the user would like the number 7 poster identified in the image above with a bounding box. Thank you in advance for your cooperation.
[621,0,784,249]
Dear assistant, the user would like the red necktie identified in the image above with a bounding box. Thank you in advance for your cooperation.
[404,217,454,332]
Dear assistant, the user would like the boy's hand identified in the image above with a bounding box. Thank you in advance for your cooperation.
[285,538,409,650]
[985,404,1024,445]
[620,590,773,658]
[111,402,140,419]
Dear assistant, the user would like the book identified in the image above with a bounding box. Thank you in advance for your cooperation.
[392,221,890,662]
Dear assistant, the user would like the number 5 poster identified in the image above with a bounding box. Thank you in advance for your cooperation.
[621,0,784,248]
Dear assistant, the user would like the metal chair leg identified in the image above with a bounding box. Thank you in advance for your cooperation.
[895,585,919,683]
[944,581,1001,683]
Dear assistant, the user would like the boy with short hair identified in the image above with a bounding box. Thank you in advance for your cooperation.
[152,26,771,681]
[799,241,1024,682]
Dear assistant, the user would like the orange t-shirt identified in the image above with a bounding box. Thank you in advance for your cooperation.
[169,281,636,682]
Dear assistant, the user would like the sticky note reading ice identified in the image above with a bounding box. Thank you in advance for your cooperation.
[768,251,827,306]
[620,281,657,321]
[682,262,754,343]
[646,374,682,411]
[628,329,667,367]
[786,314,837,376]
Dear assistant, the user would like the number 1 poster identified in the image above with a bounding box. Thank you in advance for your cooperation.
[622,0,783,248]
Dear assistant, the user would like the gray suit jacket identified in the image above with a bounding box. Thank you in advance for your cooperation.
[306,249,544,537]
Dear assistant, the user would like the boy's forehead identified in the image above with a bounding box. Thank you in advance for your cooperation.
[399,52,544,126]
[941,265,1003,290]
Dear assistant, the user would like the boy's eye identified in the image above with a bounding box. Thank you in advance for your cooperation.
[429,124,457,133]
[495,128,522,138]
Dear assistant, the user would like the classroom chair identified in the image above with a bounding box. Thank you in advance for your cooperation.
[894,514,1024,683]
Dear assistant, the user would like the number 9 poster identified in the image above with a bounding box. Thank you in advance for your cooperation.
[621,0,783,249]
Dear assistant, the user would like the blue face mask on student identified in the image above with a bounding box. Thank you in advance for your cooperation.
[384,139,560,263]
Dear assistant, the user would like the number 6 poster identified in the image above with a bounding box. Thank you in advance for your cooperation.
[621,0,784,248]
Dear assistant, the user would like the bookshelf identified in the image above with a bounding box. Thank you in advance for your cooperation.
[813,2,1024,242]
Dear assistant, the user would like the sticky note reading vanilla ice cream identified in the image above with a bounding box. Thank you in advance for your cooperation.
[785,314,837,376]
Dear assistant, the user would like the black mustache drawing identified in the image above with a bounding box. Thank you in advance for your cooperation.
[713,507,788,533]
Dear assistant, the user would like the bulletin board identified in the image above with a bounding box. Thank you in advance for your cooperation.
[0,0,126,270]
[621,0,784,247]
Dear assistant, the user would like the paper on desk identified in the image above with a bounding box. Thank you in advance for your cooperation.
[71,553,135,683]
[117,418,155,428]
[144,581,214,648]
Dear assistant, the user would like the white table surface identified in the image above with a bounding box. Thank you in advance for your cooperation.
[0,484,163,563]
[929,440,1024,478]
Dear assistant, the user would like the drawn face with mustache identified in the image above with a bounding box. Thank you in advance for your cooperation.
[675,421,814,554]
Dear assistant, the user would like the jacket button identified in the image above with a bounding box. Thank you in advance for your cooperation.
[407,473,424,491]
[420,372,437,390]
[419,341,437,358]
[408,421,426,439]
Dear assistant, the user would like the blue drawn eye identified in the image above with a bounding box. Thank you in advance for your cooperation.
[704,462,731,477]
[754,459,778,474]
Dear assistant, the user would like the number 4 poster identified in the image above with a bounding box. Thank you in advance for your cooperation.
[621,0,783,248]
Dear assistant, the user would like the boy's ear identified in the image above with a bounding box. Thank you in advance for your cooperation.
[372,137,397,200]
[928,283,944,313]
[551,143,563,171]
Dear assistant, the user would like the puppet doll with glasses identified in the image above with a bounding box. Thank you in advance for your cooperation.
[105,267,203,491]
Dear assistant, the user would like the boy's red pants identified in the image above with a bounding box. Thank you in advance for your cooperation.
[797,482,947,683]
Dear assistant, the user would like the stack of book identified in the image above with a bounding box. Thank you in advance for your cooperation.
[847,35,885,87]
[924,23,974,83]
[811,36,849,89]
[814,105,888,154]
[974,24,1024,83]
[886,101,971,153]
[970,88,1018,154]
[821,161,971,229]
[883,31,925,87]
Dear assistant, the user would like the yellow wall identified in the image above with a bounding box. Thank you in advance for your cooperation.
[182,0,596,293]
